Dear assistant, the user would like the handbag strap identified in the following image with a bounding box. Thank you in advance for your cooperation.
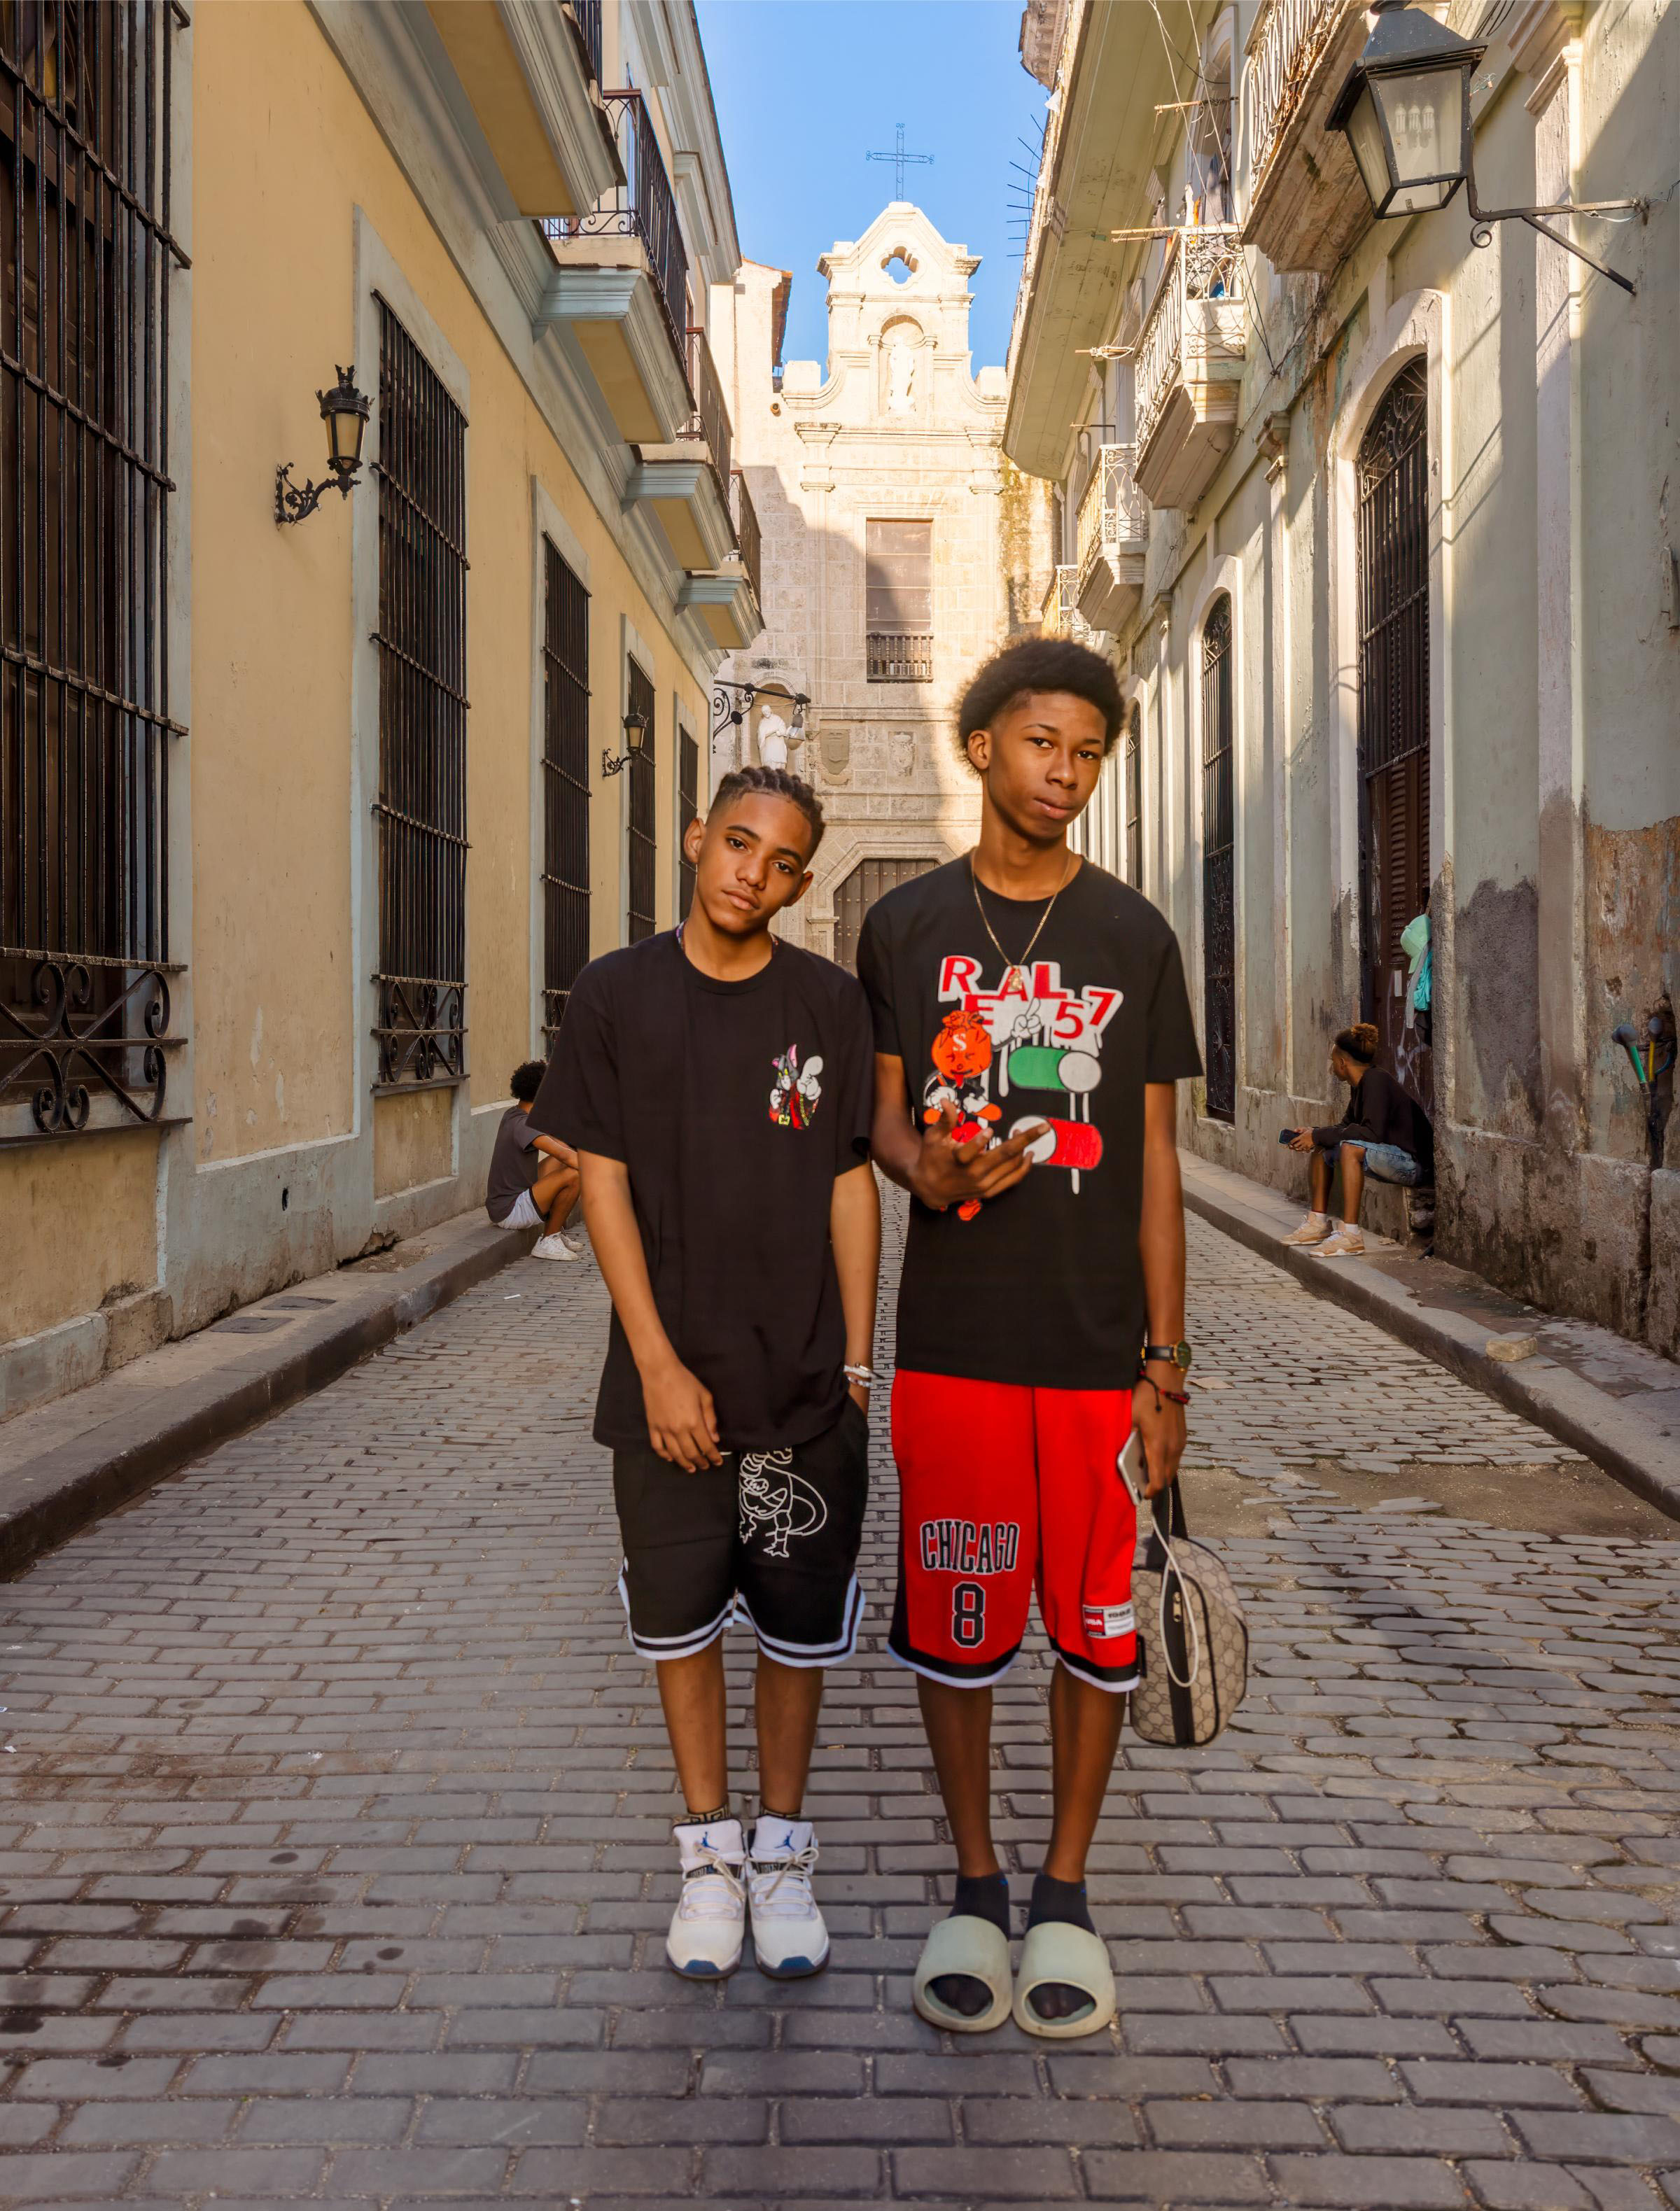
[1117,1438,1200,1690]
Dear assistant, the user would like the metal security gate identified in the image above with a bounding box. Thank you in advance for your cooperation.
[373,299,469,1087]
[833,854,937,971]
[540,541,589,1046]
[2,0,185,1135]
[1357,358,1432,1114]
[626,659,655,942]
[1200,597,1235,1121]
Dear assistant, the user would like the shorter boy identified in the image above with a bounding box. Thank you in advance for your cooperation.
[485,1060,582,1260]
[531,766,879,1982]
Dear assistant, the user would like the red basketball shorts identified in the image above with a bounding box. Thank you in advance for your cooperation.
[888,1370,1139,1692]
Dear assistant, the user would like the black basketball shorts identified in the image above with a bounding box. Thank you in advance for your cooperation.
[612,1397,869,1668]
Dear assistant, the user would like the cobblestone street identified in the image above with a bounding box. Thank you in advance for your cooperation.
[1,1205,1678,2209]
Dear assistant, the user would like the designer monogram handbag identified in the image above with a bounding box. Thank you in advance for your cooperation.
[1118,1432,1250,1747]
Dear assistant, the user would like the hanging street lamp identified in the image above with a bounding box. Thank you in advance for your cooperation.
[1328,0,1646,294]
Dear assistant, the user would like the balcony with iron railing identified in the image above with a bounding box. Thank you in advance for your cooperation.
[1241,0,1372,274]
[542,90,688,352]
[565,0,603,85]
[684,325,732,491]
[867,634,934,684]
[1040,564,1103,650]
[1074,442,1149,634]
[1133,227,1247,512]
[732,472,762,610]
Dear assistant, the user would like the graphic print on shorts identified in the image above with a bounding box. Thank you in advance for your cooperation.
[925,957,1122,1213]
[738,1450,829,1558]
[769,1044,823,1130]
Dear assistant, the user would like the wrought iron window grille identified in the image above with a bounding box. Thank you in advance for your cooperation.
[2,0,188,1139]
[371,298,470,1091]
[541,540,589,1046]
[625,659,656,944]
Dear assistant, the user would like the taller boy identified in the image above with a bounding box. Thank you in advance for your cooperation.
[858,638,1201,2041]
[535,765,878,1984]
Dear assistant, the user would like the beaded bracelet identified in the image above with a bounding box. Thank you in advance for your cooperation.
[1138,1374,1191,1410]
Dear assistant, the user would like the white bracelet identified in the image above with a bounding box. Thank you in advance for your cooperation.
[844,1363,876,1386]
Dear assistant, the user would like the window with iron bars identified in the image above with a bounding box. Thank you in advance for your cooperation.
[541,540,589,1046]
[626,659,655,943]
[1200,597,1236,1123]
[677,722,698,920]
[1125,701,1142,890]
[2,1,185,1138]
[373,298,469,1087]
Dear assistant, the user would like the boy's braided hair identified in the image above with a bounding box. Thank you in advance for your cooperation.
[710,764,825,857]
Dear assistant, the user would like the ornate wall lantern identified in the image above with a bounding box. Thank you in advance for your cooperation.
[602,703,651,780]
[275,367,372,524]
[1329,0,1646,293]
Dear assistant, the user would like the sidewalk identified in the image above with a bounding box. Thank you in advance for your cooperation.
[0,1208,536,1580]
[1182,1154,1680,1519]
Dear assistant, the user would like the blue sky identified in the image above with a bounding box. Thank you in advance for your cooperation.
[694,0,1040,374]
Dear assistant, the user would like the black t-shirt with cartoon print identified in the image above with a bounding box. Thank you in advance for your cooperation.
[857,855,1202,1391]
[533,930,874,1451]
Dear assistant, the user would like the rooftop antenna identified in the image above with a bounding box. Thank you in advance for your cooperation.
[867,123,934,201]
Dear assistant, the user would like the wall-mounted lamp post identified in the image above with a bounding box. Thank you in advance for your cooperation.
[276,367,373,524]
[602,703,651,780]
[710,678,811,754]
[1328,0,1646,294]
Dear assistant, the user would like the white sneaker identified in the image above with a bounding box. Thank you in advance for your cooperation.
[1315,1226,1366,1257]
[746,1816,829,1979]
[531,1232,580,1261]
[666,1817,746,1979]
[1282,1212,1332,1245]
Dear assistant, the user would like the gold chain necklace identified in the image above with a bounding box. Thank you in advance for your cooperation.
[968,851,1075,976]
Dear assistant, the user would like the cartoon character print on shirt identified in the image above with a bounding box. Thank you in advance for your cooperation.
[738,1450,829,1559]
[927,956,1122,1216]
[768,1044,823,1130]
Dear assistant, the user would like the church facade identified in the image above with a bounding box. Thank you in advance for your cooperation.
[709,205,1046,963]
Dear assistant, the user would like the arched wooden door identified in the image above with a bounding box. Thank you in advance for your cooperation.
[1356,360,1433,1115]
[832,855,938,970]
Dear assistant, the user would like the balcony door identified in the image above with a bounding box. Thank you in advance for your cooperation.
[1356,360,1432,1116]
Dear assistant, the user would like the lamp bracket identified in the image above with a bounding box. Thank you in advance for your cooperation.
[601,748,634,778]
[275,463,354,527]
[1466,168,1646,293]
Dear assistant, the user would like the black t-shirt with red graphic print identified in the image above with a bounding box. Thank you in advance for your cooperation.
[858,855,1202,1392]
[533,930,874,1450]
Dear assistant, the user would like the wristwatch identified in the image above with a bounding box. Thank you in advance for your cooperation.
[1142,1340,1194,1373]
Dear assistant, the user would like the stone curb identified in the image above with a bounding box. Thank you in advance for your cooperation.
[1181,1156,1680,1522]
[0,1220,535,1580]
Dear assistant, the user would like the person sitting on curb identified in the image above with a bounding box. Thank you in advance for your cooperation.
[1282,1023,1433,1258]
[485,1060,582,1261]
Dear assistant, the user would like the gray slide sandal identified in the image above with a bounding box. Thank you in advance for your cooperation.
[911,1914,1013,2034]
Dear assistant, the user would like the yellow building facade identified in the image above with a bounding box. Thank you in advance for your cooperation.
[1,0,759,1412]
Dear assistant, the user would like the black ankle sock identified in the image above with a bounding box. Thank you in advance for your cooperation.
[1026,1870,1094,1933]
[951,1870,1010,1938]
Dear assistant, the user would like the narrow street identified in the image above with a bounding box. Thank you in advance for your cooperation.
[1,1205,1678,2210]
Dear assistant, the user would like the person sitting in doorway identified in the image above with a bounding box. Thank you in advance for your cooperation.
[486,1060,582,1260]
[1282,1023,1433,1258]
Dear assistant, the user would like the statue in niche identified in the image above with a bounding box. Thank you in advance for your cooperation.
[889,729,916,780]
[757,708,792,771]
[886,337,916,416]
